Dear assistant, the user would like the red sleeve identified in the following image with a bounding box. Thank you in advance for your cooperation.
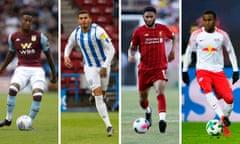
[163,25,174,39]
[131,27,140,47]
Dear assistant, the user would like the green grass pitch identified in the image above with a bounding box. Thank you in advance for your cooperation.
[121,87,180,144]
[0,92,58,144]
[61,112,119,144]
[182,122,240,144]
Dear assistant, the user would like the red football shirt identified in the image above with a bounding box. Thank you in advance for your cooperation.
[10,30,45,67]
[131,23,174,69]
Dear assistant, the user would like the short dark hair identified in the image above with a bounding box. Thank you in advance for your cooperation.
[203,10,216,19]
[143,6,157,14]
[79,10,90,16]
[20,11,33,17]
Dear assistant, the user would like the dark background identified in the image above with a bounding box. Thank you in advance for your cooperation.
[182,0,240,66]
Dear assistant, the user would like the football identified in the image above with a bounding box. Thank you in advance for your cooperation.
[206,119,223,136]
[16,115,32,130]
[133,117,149,134]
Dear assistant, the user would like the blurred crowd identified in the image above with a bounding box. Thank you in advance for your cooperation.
[0,0,58,77]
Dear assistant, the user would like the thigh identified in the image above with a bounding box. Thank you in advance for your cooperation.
[213,72,232,100]
[30,68,46,91]
[196,70,213,93]
[138,69,152,91]
[101,66,110,91]
[11,67,29,90]
[84,66,101,91]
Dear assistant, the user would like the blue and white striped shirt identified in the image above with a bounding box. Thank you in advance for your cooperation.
[64,23,115,68]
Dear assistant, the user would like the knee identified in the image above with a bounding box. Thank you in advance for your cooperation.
[93,87,103,96]
[224,94,233,104]
[33,92,43,102]
[9,85,19,96]
[201,87,212,94]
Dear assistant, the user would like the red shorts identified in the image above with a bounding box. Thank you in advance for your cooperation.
[196,70,233,103]
[138,68,167,91]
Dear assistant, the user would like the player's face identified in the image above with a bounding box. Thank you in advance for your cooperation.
[202,14,216,33]
[21,15,32,31]
[143,12,156,28]
[78,13,92,32]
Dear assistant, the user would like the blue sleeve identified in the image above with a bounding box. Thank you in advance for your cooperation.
[40,33,49,51]
[8,33,15,52]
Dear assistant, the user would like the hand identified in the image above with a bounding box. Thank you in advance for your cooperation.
[168,50,175,62]
[232,71,239,84]
[128,55,136,63]
[50,74,57,84]
[64,57,72,68]
[100,67,107,78]
[182,71,190,85]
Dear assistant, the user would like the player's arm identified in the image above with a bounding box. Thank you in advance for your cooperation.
[41,33,57,83]
[128,28,139,63]
[182,33,196,85]
[44,49,57,83]
[128,42,137,63]
[0,51,15,74]
[224,33,239,84]
[64,30,76,68]
[99,30,115,78]
[168,34,176,62]
[0,33,16,74]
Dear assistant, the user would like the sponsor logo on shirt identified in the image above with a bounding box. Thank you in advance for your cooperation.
[202,46,217,53]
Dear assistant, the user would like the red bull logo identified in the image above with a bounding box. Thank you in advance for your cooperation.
[202,46,217,53]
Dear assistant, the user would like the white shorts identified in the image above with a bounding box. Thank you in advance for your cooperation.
[11,66,46,91]
[84,65,110,91]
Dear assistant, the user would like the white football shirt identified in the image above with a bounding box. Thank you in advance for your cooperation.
[183,27,238,72]
[64,23,115,68]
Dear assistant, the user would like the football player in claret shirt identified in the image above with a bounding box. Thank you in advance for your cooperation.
[128,6,176,133]
[0,11,57,128]
[182,10,239,136]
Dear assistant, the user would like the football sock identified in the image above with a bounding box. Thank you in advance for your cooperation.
[6,95,16,121]
[159,112,166,121]
[157,94,166,112]
[205,92,224,118]
[95,95,112,127]
[223,103,233,117]
[29,101,41,120]
[146,106,151,113]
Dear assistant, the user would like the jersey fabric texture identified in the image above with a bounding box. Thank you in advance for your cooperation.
[188,27,235,72]
[131,23,174,70]
[8,30,49,67]
[64,23,115,91]
[8,30,48,90]
[65,23,113,68]
[138,68,167,91]
[196,70,233,104]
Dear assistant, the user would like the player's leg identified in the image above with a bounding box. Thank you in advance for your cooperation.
[138,69,152,128]
[100,66,114,136]
[153,79,167,133]
[196,70,224,118]
[85,66,113,136]
[0,67,27,127]
[29,89,43,121]
[0,83,20,127]
[214,72,233,126]
[139,88,151,127]
[197,70,231,136]
[29,68,45,123]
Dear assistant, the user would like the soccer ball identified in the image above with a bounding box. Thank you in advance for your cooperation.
[133,117,149,134]
[206,119,223,136]
[16,115,32,130]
